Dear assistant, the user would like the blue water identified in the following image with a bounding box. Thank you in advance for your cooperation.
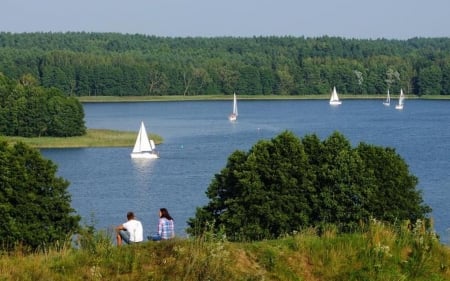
[41,99,450,244]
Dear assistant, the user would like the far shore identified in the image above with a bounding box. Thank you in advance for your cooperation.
[4,94,447,149]
[3,129,163,149]
[77,94,450,103]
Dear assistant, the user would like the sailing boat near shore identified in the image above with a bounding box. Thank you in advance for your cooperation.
[395,89,405,110]
[130,121,159,159]
[228,93,238,121]
[329,86,342,105]
[383,89,391,106]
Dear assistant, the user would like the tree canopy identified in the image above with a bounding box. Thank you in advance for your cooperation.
[187,131,431,241]
[0,32,449,96]
[0,141,80,251]
[0,73,86,137]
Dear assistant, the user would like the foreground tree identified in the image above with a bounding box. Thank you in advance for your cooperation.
[187,131,431,241]
[0,141,80,251]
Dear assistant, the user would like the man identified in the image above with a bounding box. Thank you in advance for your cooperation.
[115,211,144,246]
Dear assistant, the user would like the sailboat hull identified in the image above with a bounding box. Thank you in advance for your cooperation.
[131,152,159,159]
[329,101,342,105]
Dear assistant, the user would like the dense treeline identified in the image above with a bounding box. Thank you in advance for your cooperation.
[0,32,449,96]
[0,73,86,137]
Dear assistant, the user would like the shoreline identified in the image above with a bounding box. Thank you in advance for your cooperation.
[77,94,450,103]
[4,96,448,148]
[2,129,163,149]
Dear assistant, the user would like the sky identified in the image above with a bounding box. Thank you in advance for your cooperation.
[1,0,449,39]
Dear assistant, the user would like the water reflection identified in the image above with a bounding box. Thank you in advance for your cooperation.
[131,158,157,174]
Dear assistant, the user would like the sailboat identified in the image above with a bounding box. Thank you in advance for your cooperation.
[383,89,391,106]
[228,93,238,121]
[130,121,159,159]
[395,89,405,110]
[329,86,342,105]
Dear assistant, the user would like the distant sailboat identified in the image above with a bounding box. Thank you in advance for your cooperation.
[228,93,238,121]
[130,121,159,159]
[395,89,405,110]
[329,86,342,105]
[383,89,391,106]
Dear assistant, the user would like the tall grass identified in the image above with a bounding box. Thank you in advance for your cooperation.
[0,220,449,280]
[2,129,163,148]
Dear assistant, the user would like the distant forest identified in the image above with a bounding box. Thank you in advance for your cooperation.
[0,32,449,96]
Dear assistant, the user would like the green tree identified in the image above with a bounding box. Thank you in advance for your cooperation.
[187,131,431,241]
[0,75,86,137]
[308,132,372,231]
[417,65,442,95]
[440,61,450,95]
[236,65,262,95]
[0,141,80,251]
[188,131,313,240]
[356,143,431,221]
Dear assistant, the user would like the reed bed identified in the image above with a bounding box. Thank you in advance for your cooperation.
[3,129,163,148]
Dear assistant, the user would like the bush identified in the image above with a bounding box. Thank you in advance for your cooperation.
[187,131,431,241]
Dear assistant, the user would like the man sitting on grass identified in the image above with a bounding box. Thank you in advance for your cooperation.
[115,211,143,246]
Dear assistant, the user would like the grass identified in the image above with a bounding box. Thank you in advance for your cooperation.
[0,220,449,280]
[2,129,163,148]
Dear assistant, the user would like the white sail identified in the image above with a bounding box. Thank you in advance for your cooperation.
[395,89,405,110]
[329,86,342,105]
[229,93,238,121]
[131,121,159,159]
[150,139,156,150]
[383,89,391,106]
[233,93,238,116]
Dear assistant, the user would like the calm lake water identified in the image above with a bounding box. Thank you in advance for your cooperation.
[41,99,450,244]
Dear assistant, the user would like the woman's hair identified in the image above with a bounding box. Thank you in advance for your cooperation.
[160,208,173,220]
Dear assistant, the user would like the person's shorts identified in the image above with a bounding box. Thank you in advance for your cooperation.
[119,230,131,244]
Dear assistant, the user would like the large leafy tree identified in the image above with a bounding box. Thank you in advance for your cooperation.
[0,141,80,251]
[187,131,431,241]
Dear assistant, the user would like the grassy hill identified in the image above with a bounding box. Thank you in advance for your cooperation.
[1,220,449,280]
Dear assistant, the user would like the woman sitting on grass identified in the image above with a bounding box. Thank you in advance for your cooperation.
[149,208,175,241]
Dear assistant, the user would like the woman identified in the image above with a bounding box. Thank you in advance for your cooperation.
[149,208,175,241]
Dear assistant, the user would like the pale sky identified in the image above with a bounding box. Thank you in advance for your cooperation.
[1,0,449,39]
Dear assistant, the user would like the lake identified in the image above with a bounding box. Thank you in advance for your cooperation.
[41,99,450,244]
